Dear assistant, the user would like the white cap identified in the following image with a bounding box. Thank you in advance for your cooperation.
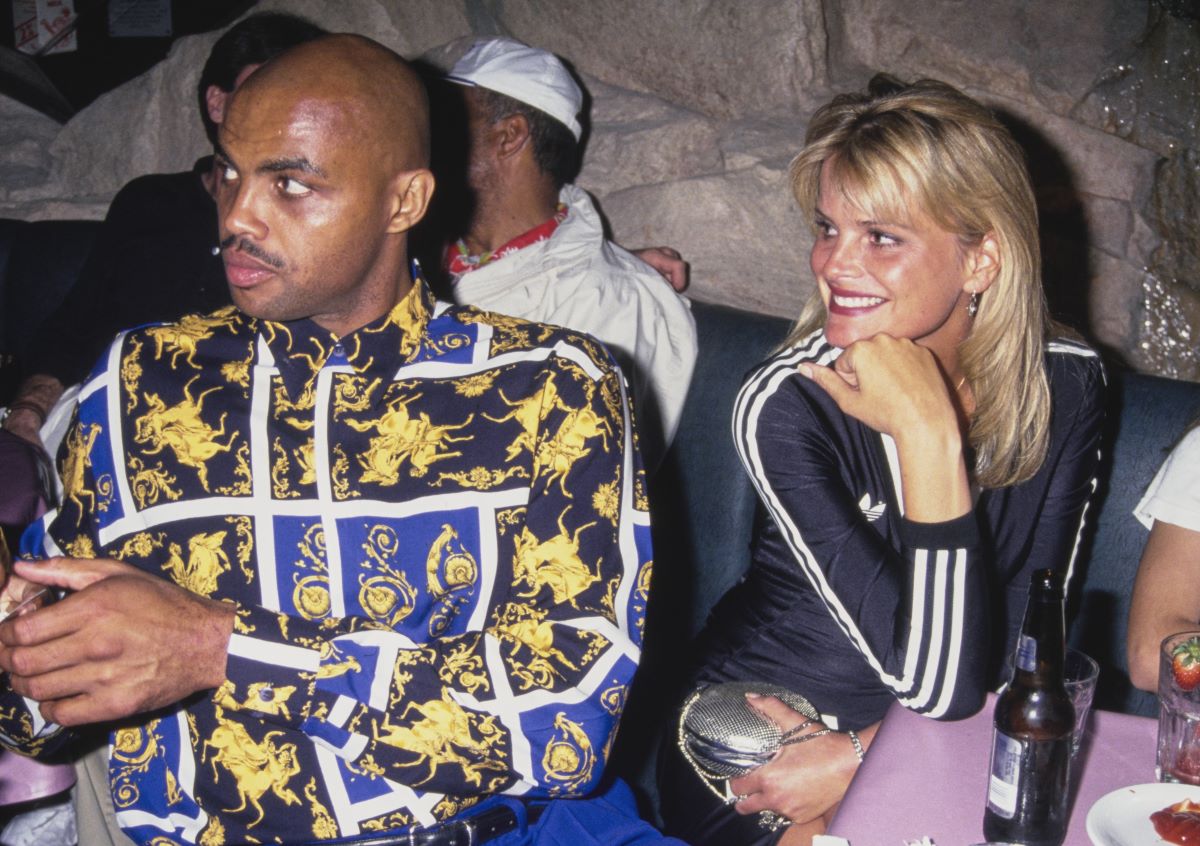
[447,37,583,141]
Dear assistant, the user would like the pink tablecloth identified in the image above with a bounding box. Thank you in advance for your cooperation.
[829,692,1157,845]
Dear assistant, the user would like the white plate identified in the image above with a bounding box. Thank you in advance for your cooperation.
[1087,782,1200,845]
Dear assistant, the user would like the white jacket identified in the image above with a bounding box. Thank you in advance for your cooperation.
[450,184,698,464]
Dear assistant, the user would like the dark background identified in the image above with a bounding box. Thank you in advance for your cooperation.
[3,0,256,117]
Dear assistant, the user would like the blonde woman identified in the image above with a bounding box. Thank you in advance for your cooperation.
[658,77,1105,845]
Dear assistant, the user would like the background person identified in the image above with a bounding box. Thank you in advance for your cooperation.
[657,76,1105,845]
[1128,424,1200,692]
[439,37,698,466]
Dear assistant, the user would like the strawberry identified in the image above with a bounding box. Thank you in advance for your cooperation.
[1172,637,1200,692]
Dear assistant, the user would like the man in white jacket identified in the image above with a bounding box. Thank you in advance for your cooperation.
[444,37,698,467]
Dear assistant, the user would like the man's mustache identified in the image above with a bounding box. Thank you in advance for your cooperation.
[219,235,286,269]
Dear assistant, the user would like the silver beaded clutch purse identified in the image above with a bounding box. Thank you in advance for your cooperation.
[677,680,822,779]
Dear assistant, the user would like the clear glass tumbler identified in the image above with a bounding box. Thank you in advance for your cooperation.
[1157,630,1200,784]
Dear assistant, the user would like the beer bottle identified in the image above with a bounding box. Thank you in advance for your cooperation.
[982,568,1075,846]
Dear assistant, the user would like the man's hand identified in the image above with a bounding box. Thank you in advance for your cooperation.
[631,246,689,292]
[0,557,236,727]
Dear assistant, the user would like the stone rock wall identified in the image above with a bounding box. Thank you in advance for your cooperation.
[1,0,1196,377]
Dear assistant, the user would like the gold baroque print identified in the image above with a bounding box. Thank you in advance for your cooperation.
[305,777,338,840]
[370,688,508,787]
[347,393,475,482]
[431,331,471,354]
[201,706,302,829]
[512,506,598,608]
[163,531,231,597]
[458,308,554,355]
[432,794,481,823]
[437,639,490,696]
[121,335,144,413]
[273,377,318,424]
[534,384,614,499]
[292,524,330,620]
[331,445,358,499]
[426,525,479,637]
[485,370,573,462]
[62,422,102,525]
[600,682,627,716]
[359,525,418,627]
[134,375,235,492]
[64,535,96,559]
[591,480,620,524]
[488,603,579,690]
[452,370,497,398]
[599,373,625,439]
[127,456,181,509]
[541,712,595,795]
[310,641,362,680]
[216,440,252,496]
[632,559,652,637]
[228,515,256,583]
[220,357,250,388]
[271,437,300,499]
[495,506,525,536]
[431,465,529,491]
[117,531,163,561]
[332,374,382,417]
[95,472,114,513]
[197,818,225,846]
[111,722,165,810]
[145,311,240,370]
[224,682,297,720]
[296,440,316,486]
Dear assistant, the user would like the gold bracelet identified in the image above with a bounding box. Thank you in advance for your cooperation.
[846,729,865,761]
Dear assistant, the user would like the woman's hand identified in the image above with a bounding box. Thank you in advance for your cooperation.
[728,695,864,828]
[800,335,971,524]
[799,334,959,439]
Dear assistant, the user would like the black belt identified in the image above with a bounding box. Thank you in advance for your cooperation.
[297,802,546,846]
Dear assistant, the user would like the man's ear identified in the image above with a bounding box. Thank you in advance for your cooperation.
[206,84,230,125]
[964,232,1001,296]
[495,113,531,161]
[386,169,436,234]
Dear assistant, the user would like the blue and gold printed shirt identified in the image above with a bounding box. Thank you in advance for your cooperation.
[5,278,652,845]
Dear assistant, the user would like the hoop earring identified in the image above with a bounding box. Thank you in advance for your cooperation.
[967,291,980,319]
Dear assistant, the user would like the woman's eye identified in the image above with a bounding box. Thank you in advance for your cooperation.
[280,178,310,196]
[814,219,836,238]
[220,165,238,184]
[868,229,900,246]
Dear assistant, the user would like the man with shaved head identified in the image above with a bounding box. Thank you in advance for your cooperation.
[0,35,678,846]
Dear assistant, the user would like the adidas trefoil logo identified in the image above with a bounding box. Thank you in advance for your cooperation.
[858,493,886,522]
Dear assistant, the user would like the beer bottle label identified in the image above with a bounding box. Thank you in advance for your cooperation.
[986,730,1023,818]
[1016,634,1037,672]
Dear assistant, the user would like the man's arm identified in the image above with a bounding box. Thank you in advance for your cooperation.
[1128,522,1200,691]
[0,557,236,727]
[2,374,64,448]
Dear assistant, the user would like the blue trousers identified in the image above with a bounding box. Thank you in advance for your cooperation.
[493,779,689,846]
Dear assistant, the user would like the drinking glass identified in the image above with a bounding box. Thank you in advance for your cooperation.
[1001,646,1098,757]
[1157,630,1200,784]
[1063,648,1099,756]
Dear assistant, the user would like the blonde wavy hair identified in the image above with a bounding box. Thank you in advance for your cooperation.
[783,76,1052,489]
